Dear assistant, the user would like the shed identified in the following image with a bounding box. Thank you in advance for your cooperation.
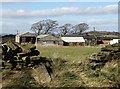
[15,32,36,44]
[61,37,85,46]
[36,34,62,46]
[110,39,120,45]
[64,33,97,46]
[83,34,97,46]
[97,35,119,44]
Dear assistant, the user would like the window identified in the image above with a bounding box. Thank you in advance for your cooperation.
[21,37,26,42]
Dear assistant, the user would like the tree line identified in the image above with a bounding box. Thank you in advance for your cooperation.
[31,19,89,36]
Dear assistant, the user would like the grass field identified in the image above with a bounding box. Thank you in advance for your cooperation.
[34,46,118,87]
[36,46,100,63]
[2,45,119,88]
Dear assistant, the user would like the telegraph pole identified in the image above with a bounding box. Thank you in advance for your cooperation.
[17,30,19,35]
[93,27,97,46]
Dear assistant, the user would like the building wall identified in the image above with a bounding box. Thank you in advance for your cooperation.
[37,40,54,45]
[110,39,120,45]
[85,39,97,46]
[15,35,20,43]
[20,37,36,44]
[63,42,85,46]
[37,40,62,46]
[37,35,63,46]
[102,40,110,44]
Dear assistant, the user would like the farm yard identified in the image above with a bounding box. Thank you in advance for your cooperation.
[2,45,119,88]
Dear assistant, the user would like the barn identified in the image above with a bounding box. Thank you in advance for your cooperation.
[15,32,36,44]
[61,36,85,46]
[36,34,62,46]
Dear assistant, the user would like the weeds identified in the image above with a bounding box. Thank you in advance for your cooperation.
[2,68,41,89]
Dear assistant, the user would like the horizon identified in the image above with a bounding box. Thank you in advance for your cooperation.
[1,30,119,36]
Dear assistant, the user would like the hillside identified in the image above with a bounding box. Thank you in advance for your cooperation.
[1,34,15,43]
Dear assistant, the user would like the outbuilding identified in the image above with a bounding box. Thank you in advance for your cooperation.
[36,34,62,46]
[61,36,85,46]
[15,32,36,44]
[110,39,120,45]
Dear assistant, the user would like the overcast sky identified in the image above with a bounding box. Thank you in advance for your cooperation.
[1,1,119,34]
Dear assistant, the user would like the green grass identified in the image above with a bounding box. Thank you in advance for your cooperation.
[37,46,100,63]
[35,46,119,87]
[34,46,102,87]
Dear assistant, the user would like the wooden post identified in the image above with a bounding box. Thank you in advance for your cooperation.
[35,36,38,47]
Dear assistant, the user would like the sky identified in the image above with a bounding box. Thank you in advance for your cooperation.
[0,0,120,2]
[1,1,119,34]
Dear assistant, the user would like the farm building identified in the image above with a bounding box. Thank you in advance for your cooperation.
[15,32,36,44]
[83,34,97,46]
[36,34,62,46]
[61,36,85,46]
[97,35,119,45]
[110,39,120,45]
[67,33,97,46]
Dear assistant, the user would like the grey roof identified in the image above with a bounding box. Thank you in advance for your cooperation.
[37,34,49,38]
[16,32,36,37]
[37,34,61,41]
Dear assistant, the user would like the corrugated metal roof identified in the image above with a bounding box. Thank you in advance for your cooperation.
[61,37,85,42]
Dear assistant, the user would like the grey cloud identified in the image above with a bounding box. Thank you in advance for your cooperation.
[2,5,118,18]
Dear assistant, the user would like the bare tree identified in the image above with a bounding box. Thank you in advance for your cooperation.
[44,19,58,34]
[31,19,58,35]
[31,21,43,35]
[73,23,89,34]
[59,24,72,35]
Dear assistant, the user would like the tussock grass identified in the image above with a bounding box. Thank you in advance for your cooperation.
[2,68,42,89]
[80,60,119,87]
